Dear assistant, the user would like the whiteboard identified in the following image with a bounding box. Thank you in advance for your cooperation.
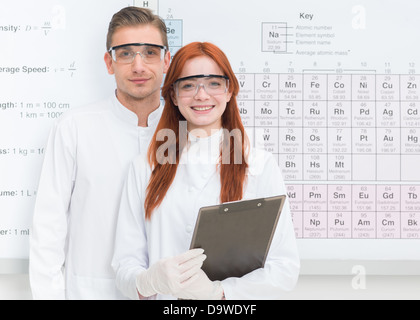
[1,0,419,274]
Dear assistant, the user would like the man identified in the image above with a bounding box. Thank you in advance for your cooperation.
[29,6,170,299]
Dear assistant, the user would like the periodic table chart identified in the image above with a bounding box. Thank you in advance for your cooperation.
[1,0,419,269]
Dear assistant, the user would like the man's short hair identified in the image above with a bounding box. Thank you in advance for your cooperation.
[106,6,168,51]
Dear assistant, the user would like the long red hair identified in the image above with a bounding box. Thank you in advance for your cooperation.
[145,42,249,219]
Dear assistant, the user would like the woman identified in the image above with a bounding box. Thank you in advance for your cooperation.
[112,42,300,300]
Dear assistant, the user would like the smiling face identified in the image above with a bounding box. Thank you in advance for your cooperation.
[104,24,170,106]
[171,56,232,136]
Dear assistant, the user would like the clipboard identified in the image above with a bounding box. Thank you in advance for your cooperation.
[189,195,286,281]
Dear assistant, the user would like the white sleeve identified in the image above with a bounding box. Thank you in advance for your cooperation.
[29,119,76,300]
[221,151,300,299]
[112,159,149,300]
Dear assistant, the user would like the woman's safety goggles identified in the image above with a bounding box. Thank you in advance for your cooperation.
[174,74,229,98]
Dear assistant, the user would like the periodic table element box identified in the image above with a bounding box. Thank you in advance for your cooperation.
[261,22,288,53]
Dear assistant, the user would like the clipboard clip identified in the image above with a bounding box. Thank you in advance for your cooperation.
[219,198,265,214]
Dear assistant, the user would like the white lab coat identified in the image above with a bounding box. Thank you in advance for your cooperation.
[112,129,300,300]
[29,94,162,300]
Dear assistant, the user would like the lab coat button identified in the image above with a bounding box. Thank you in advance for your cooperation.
[186,225,193,233]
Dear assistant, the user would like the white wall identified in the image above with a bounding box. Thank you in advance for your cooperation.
[286,275,420,300]
[0,275,32,300]
[2,274,419,300]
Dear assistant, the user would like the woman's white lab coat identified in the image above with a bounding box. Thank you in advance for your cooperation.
[112,129,300,300]
[29,94,162,300]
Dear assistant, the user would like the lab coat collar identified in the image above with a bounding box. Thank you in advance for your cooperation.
[187,127,223,143]
[147,100,164,127]
[110,92,163,127]
[182,128,223,165]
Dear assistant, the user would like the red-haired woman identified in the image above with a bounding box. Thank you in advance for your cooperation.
[112,42,300,300]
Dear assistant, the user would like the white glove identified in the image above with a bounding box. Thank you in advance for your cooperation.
[176,269,224,300]
[136,248,206,298]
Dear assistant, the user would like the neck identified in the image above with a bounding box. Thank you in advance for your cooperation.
[188,127,222,139]
[115,89,160,127]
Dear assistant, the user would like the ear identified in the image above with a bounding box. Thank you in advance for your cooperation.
[226,91,233,103]
[104,52,114,75]
[170,89,178,106]
[163,50,171,74]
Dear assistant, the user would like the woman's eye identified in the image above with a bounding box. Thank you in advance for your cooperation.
[209,81,222,87]
[181,83,195,90]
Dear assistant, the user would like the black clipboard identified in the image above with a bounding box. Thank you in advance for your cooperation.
[189,195,286,281]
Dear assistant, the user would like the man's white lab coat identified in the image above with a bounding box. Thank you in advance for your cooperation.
[29,94,162,299]
[112,129,300,300]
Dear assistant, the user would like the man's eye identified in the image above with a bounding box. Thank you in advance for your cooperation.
[146,50,158,56]
[118,50,133,58]
[143,47,159,56]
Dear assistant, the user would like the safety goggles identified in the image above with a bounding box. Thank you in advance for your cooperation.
[108,43,167,64]
[174,74,229,98]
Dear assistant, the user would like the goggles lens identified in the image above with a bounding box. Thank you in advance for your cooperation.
[109,43,166,64]
[175,74,229,97]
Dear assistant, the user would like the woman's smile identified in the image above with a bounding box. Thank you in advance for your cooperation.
[191,105,215,112]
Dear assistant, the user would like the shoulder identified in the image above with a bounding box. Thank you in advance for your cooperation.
[247,147,279,176]
[246,148,288,197]
[54,97,113,126]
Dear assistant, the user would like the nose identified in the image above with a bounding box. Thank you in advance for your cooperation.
[194,84,210,99]
[131,52,147,72]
